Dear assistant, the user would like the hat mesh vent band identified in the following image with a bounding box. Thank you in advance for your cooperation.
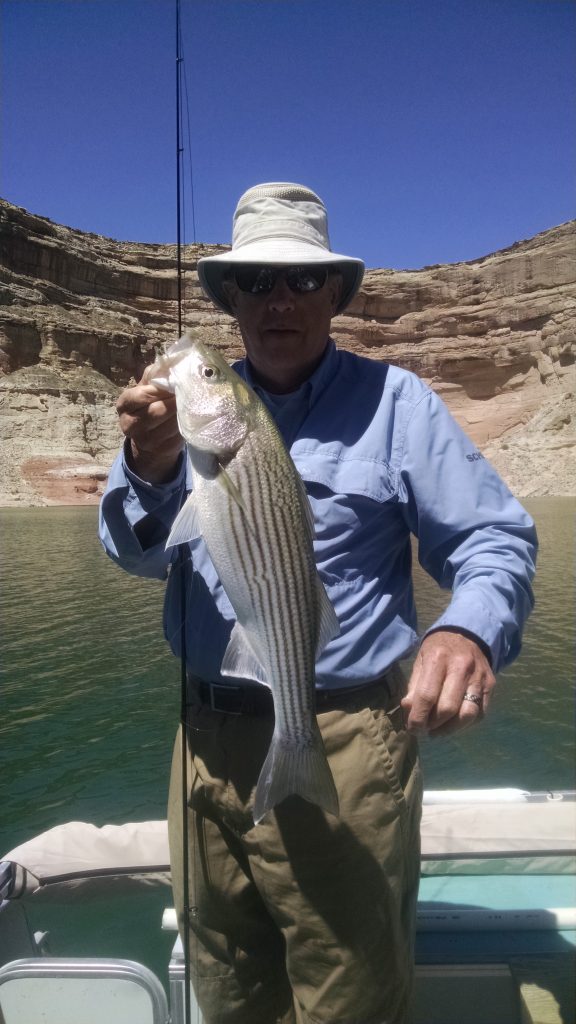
[237,183,323,209]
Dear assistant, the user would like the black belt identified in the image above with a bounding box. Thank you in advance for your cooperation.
[188,677,390,717]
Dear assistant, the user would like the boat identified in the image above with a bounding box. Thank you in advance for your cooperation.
[1,787,574,1023]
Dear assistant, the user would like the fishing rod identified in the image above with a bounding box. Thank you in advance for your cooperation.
[176,0,183,337]
[175,2,192,1023]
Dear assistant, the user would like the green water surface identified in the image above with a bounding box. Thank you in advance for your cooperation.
[0,498,574,981]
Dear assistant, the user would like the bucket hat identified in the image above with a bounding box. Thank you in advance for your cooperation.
[197,182,365,316]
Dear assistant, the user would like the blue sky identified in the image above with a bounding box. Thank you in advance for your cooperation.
[2,0,575,269]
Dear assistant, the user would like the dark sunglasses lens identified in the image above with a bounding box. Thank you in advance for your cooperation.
[286,267,328,292]
[234,265,328,295]
[235,266,277,294]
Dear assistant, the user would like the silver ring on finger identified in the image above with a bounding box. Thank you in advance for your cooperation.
[462,692,483,708]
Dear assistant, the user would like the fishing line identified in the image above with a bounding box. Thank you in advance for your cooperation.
[179,26,198,245]
[178,546,192,1024]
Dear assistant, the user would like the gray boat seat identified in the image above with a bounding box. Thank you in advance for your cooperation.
[0,958,169,1024]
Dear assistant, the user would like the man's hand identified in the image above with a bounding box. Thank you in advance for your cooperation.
[401,630,496,736]
[116,368,184,484]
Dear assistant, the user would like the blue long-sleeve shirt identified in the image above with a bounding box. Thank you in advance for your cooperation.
[99,341,537,689]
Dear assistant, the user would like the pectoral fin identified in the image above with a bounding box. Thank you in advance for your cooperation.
[217,466,251,519]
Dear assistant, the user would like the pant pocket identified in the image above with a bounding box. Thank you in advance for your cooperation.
[362,705,422,857]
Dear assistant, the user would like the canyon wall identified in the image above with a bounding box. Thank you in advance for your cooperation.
[0,198,574,504]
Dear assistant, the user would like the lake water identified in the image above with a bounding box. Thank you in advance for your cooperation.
[1,498,574,979]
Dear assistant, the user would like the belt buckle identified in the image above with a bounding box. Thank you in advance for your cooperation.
[209,682,243,715]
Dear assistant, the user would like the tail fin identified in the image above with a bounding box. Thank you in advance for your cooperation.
[253,727,339,824]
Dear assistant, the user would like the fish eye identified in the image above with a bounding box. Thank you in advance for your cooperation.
[199,363,219,380]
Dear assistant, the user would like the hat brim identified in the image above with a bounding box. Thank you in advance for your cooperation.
[197,242,364,316]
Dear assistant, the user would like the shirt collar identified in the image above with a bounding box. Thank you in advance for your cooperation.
[243,338,338,408]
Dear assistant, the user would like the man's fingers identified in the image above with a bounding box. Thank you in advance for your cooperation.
[114,380,183,484]
[427,687,484,736]
[117,384,175,418]
[431,660,479,725]
[141,361,167,385]
[402,630,495,736]
[404,680,487,736]
[429,690,487,737]
[401,650,443,733]
[116,383,181,451]
[125,400,178,434]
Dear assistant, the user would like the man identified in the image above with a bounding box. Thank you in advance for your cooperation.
[99,182,537,1024]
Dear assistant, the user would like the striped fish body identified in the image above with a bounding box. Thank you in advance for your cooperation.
[151,334,340,824]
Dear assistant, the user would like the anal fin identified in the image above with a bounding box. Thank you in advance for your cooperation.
[165,493,201,549]
[221,622,269,686]
[315,578,340,657]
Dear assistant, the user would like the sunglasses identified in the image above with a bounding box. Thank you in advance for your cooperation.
[234,265,329,295]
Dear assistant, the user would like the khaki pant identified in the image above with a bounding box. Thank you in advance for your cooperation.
[168,668,422,1024]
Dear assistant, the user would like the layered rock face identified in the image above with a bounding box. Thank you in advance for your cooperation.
[0,198,574,504]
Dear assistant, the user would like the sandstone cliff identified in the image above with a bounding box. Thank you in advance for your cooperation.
[0,198,574,504]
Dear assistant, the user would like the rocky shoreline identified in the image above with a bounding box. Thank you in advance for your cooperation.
[0,199,574,505]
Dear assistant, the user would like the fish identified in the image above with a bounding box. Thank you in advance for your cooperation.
[149,331,340,824]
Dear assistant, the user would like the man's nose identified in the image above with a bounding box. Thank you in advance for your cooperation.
[267,277,295,313]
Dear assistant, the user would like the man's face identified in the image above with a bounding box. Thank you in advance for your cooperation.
[224,265,342,393]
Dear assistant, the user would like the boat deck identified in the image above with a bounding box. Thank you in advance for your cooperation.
[1,790,574,1023]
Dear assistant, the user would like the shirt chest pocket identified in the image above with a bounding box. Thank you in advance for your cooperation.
[294,453,403,589]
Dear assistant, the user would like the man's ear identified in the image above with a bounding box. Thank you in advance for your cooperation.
[328,272,343,314]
